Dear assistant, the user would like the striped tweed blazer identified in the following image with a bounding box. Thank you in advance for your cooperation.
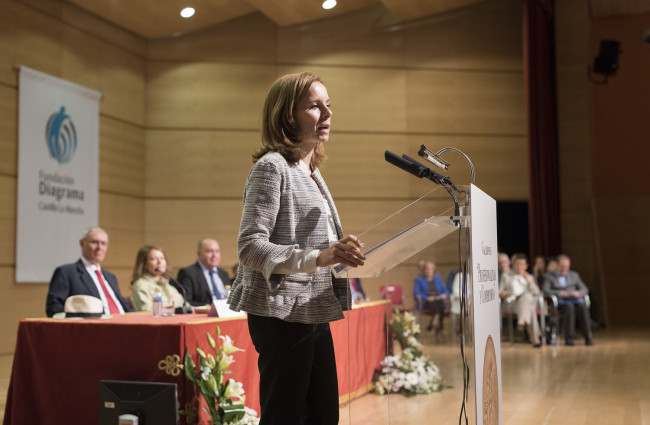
[227,152,351,324]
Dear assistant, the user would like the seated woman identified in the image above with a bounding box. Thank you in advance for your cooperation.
[532,255,546,287]
[413,261,449,333]
[130,245,185,312]
[499,253,542,347]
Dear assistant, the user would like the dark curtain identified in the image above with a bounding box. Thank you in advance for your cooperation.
[523,0,561,259]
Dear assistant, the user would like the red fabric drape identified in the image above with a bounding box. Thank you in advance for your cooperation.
[3,304,388,425]
[523,0,561,258]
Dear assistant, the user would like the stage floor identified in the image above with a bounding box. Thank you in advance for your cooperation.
[2,327,649,425]
[339,326,650,425]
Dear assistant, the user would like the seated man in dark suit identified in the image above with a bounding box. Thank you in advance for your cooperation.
[46,227,132,317]
[177,238,231,306]
[543,254,593,346]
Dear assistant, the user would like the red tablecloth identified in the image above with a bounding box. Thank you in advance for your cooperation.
[2,301,388,425]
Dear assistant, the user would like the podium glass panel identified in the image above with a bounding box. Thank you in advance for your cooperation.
[337,185,469,425]
[332,186,467,279]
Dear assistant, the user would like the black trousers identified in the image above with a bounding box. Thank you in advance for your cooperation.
[247,314,339,425]
[423,299,446,331]
[562,302,592,343]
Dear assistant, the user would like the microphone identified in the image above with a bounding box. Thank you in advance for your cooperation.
[385,150,427,178]
[154,268,193,314]
[418,145,450,171]
[385,150,461,217]
[386,150,450,186]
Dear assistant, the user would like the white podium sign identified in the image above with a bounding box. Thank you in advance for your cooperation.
[468,184,502,425]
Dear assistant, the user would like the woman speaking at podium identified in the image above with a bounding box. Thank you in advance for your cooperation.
[227,72,366,425]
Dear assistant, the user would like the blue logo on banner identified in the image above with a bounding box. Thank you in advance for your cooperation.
[46,106,77,164]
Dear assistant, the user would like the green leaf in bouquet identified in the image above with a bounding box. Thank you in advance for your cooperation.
[222,404,246,423]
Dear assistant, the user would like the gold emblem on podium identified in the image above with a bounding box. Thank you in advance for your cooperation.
[482,335,499,425]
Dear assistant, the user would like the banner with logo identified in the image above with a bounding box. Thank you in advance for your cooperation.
[16,66,101,282]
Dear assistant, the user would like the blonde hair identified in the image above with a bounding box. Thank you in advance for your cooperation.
[253,71,327,169]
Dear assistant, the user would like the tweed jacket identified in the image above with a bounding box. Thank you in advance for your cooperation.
[227,152,351,324]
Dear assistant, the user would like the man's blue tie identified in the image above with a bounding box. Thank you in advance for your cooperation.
[209,270,222,300]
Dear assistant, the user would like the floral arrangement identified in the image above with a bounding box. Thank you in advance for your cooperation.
[373,309,445,396]
[184,326,260,425]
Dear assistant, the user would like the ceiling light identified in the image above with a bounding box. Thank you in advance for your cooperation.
[322,0,337,10]
[180,7,195,18]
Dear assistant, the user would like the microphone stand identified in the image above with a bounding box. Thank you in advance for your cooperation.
[155,268,193,314]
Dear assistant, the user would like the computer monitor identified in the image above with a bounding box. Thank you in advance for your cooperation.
[98,380,178,425]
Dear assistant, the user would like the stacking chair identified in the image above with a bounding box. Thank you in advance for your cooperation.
[545,294,590,345]
[380,284,409,312]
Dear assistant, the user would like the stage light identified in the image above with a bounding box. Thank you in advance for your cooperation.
[180,7,195,18]
[322,0,337,10]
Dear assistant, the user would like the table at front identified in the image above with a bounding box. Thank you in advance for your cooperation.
[3,301,388,425]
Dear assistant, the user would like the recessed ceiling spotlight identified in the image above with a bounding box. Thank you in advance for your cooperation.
[180,7,195,18]
[322,0,337,10]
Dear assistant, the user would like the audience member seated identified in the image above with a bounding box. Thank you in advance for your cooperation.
[445,267,460,294]
[450,271,464,337]
[413,261,449,333]
[416,258,427,277]
[498,252,511,282]
[130,245,185,312]
[177,238,231,306]
[46,227,132,317]
[545,257,558,274]
[532,256,546,286]
[499,253,542,348]
[543,254,593,346]
[349,277,368,304]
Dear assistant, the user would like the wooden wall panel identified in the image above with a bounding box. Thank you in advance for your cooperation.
[145,130,259,198]
[381,0,485,21]
[99,192,144,269]
[0,16,18,86]
[277,5,406,67]
[0,176,16,266]
[94,47,146,125]
[60,2,146,56]
[10,4,64,81]
[144,199,244,273]
[1,1,145,126]
[278,65,408,134]
[406,69,525,135]
[316,133,411,199]
[60,28,146,125]
[66,0,256,40]
[100,117,145,196]
[148,13,277,63]
[406,134,528,200]
[404,0,523,71]
[17,0,146,56]
[0,85,17,176]
[145,62,276,129]
[0,267,49,354]
[594,196,650,325]
[108,266,135,301]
